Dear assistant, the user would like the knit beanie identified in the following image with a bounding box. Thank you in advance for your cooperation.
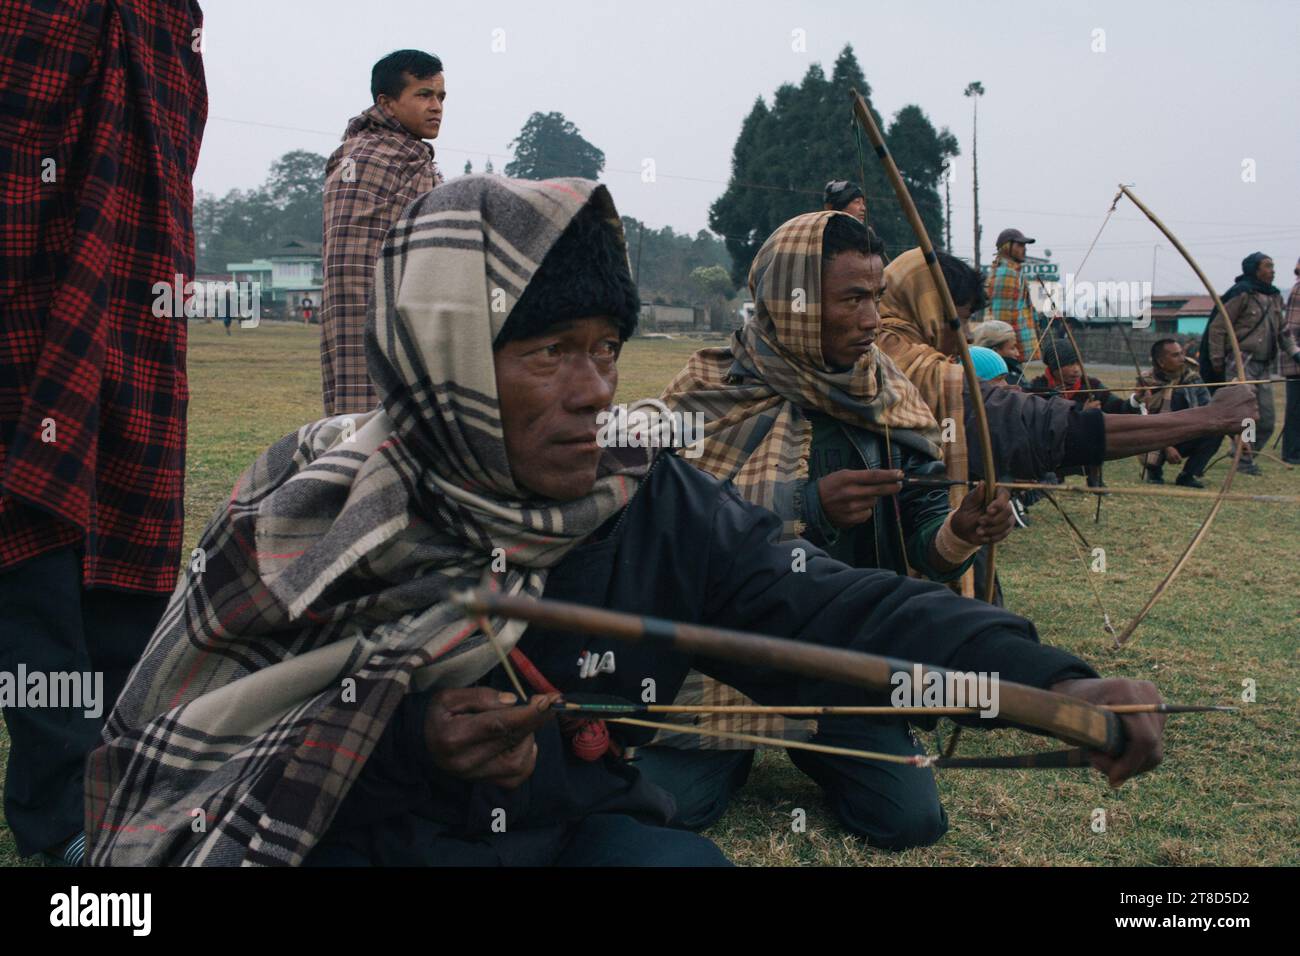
[494,200,640,347]
[969,346,1009,382]
[1041,336,1079,371]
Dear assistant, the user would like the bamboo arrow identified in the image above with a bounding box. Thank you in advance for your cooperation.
[901,475,1298,505]
[555,695,1234,718]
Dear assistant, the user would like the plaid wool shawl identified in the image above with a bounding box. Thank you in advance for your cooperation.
[661,212,941,539]
[86,176,652,866]
[984,252,1037,361]
[875,249,973,501]
[320,105,443,416]
[877,248,958,420]
[0,0,207,592]
[656,213,939,749]
[1283,278,1300,378]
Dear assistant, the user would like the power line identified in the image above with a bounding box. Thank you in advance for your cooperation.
[204,113,1300,256]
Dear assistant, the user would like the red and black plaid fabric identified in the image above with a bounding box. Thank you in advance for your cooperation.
[0,0,207,593]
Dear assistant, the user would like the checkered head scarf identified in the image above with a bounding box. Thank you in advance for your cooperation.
[661,211,940,536]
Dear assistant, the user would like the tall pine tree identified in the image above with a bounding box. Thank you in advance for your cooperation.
[709,45,958,287]
[505,112,605,180]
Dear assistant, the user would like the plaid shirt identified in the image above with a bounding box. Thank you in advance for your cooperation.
[320,106,442,416]
[1281,278,1300,378]
[0,0,207,593]
[984,254,1037,361]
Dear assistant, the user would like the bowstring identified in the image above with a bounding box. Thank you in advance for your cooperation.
[613,715,935,767]
[855,118,910,576]
[1042,493,1119,641]
[476,613,529,702]
[1027,191,1122,364]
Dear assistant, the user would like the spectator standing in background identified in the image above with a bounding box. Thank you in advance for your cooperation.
[320,49,445,416]
[0,0,207,865]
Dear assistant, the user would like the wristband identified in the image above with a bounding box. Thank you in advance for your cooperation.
[935,511,982,565]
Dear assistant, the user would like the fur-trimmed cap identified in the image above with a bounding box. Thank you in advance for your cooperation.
[494,201,640,347]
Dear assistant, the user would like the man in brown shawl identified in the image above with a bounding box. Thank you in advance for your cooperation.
[638,213,1016,850]
[878,247,1259,598]
[1138,338,1221,488]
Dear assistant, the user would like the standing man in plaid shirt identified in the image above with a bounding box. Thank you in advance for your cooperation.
[320,50,446,416]
[984,227,1041,361]
[0,0,206,864]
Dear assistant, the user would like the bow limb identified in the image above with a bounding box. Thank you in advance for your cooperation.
[848,89,1000,603]
[454,590,1129,759]
[1112,185,1248,648]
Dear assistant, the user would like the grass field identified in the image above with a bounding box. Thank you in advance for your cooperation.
[3,321,1296,866]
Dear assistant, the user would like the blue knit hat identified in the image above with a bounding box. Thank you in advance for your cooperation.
[969,346,1008,382]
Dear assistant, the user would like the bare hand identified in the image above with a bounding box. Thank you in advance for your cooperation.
[1049,678,1166,788]
[950,483,1015,544]
[1209,383,1260,435]
[1083,397,1102,410]
[424,687,559,789]
[817,468,903,530]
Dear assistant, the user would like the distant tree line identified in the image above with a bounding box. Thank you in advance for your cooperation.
[194,59,956,312]
[194,150,325,273]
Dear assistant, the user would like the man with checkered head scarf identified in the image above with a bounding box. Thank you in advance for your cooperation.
[88,179,1168,866]
[650,212,1016,846]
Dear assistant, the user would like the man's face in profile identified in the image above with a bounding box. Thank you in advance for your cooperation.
[823,196,866,223]
[820,251,884,370]
[493,317,622,501]
[1156,342,1184,375]
[1057,361,1083,388]
[379,71,445,140]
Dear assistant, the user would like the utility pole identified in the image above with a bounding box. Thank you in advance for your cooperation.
[964,82,985,271]
[634,220,644,286]
[942,162,952,252]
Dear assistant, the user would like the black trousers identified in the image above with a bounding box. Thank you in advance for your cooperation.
[1283,377,1300,463]
[305,812,732,867]
[0,548,166,857]
[1172,432,1222,478]
[632,713,949,852]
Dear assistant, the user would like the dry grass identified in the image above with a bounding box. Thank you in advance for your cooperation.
[3,322,1296,866]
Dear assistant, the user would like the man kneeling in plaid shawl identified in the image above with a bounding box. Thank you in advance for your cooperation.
[86,177,1169,866]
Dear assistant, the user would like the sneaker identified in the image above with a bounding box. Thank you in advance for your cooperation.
[1012,499,1030,528]
[1175,473,1206,489]
[40,832,86,867]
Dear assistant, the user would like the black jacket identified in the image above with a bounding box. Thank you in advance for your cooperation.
[969,381,1108,481]
[318,455,1096,864]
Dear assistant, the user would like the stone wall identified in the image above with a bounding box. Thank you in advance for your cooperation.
[1038,327,1198,369]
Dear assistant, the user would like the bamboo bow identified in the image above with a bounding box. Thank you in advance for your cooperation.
[452,590,1228,771]
[848,88,1002,603]
[1110,186,1250,647]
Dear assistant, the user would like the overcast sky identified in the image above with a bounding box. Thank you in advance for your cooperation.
[196,0,1299,294]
